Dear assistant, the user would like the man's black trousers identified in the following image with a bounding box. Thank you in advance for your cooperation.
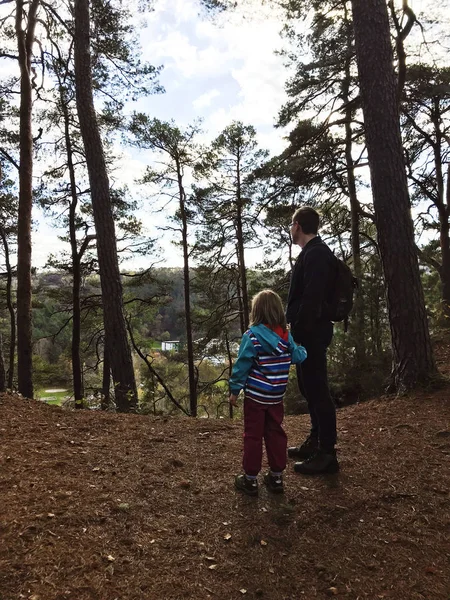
[294,322,336,451]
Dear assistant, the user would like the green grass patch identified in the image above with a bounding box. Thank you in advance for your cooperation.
[35,389,70,406]
[214,380,227,389]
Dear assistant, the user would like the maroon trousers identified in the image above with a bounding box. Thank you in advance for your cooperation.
[243,398,287,477]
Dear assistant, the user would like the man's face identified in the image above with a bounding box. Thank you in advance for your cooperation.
[290,220,301,245]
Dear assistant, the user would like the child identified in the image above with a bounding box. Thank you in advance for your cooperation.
[229,289,307,496]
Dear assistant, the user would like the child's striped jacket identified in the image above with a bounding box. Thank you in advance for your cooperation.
[229,324,307,405]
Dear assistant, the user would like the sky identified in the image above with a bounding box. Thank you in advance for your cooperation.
[33,0,292,269]
[19,0,450,269]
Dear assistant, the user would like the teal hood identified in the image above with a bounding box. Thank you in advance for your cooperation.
[250,324,286,354]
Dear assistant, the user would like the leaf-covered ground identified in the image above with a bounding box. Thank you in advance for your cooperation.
[1,346,449,600]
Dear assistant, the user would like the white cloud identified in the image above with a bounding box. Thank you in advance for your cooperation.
[138,0,290,134]
[27,0,296,268]
[192,88,221,109]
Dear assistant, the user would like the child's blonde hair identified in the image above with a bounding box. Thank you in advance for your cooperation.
[250,289,287,330]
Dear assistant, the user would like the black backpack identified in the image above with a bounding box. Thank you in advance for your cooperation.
[326,256,358,330]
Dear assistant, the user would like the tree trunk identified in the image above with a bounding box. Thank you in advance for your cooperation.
[225,330,233,419]
[342,30,365,365]
[176,159,198,417]
[432,102,450,323]
[15,0,39,399]
[61,90,85,405]
[441,162,450,321]
[235,154,250,331]
[0,226,16,389]
[235,264,246,335]
[351,0,436,391]
[101,338,111,410]
[74,0,137,412]
[0,333,5,393]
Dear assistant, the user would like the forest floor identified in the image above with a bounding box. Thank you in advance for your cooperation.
[1,339,450,600]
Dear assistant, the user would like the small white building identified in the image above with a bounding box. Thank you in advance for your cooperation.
[161,340,180,352]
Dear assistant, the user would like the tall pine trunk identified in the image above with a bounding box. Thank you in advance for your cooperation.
[101,339,111,410]
[235,154,249,332]
[432,105,450,322]
[442,162,450,321]
[176,159,198,417]
[74,0,137,411]
[0,333,5,392]
[15,0,39,399]
[342,42,365,366]
[0,226,16,389]
[61,90,84,405]
[351,0,436,391]
[235,274,246,335]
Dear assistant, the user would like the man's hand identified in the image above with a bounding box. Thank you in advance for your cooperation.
[229,393,238,407]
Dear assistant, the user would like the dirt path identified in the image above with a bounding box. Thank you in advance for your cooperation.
[0,388,449,600]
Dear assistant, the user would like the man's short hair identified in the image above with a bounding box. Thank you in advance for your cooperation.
[292,206,320,235]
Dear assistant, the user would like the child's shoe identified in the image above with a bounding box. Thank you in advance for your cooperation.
[234,474,258,496]
[263,471,284,494]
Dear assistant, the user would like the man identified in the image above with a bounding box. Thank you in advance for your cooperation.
[286,206,339,474]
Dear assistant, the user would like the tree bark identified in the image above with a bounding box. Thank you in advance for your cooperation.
[60,88,85,405]
[0,226,16,389]
[0,333,5,393]
[351,0,436,390]
[235,263,246,335]
[342,19,365,365]
[441,161,450,321]
[235,152,250,332]
[101,338,111,410]
[225,330,233,419]
[431,100,450,322]
[15,0,39,399]
[176,159,198,417]
[74,0,137,411]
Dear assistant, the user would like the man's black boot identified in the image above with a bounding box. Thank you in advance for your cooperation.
[294,449,339,475]
[287,435,319,460]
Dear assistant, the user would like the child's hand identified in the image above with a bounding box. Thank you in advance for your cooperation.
[229,393,238,407]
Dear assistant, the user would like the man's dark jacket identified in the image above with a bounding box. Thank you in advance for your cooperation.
[286,236,336,337]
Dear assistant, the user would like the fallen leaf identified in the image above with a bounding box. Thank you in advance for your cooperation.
[425,566,437,574]
[269,568,275,574]
[240,590,247,595]
[224,533,232,541]
[92,467,100,472]
[327,587,338,596]
[260,540,268,546]
[106,555,115,562]
[208,564,218,570]
[205,556,216,562]
[47,513,55,518]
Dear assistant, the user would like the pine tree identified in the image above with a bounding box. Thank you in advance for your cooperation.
[128,116,202,417]
[351,0,436,390]
[74,0,137,411]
